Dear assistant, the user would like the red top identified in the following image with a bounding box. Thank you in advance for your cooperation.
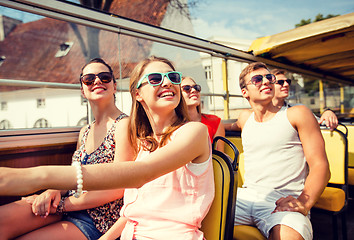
[201,113,221,142]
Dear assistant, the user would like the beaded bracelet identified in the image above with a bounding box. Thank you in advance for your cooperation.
[72,161,83,198]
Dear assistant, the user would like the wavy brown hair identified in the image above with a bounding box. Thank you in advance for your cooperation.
[128,56,189,155]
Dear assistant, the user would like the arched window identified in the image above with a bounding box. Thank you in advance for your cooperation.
[77,117,88,127]
[33,118,50,128]
[0,119,11,129]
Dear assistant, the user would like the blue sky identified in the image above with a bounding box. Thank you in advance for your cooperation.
[1,0,353,41]
[189,0,354,40]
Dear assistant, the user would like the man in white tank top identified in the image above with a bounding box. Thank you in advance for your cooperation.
[233,62,330,240]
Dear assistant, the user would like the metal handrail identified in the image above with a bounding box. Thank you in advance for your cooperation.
[0,0,350,85]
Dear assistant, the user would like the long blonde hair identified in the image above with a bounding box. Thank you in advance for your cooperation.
[128,56,189,155]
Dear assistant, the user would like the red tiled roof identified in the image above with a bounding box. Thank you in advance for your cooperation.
[0,0,169,89]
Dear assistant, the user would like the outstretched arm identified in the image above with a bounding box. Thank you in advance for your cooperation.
[26,118,134,217]
[0,122,210,196]
[224,109,252,132]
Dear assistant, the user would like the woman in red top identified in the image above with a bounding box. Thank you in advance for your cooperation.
[181,76,225,151]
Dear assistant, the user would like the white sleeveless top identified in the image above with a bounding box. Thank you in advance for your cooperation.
[241,106,308,197]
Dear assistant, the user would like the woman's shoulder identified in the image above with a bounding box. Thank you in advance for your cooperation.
[201,113,220,120]
[178,121,208,134]
[172,122,209,146]
[114,115,130,133]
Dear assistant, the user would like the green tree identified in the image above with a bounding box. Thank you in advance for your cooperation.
[295,13,339,28]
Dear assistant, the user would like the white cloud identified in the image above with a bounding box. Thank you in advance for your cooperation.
[192,18,260,40]
[190,0,354,41]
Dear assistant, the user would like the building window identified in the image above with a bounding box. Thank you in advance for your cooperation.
[204,65,212,81]
[55,42,73,58]
[34,118,50,128]
[0,56,5,67]
[77,117,88,127]
[0,119,11,129]
[1,101,7,111]
[37,98,45,108]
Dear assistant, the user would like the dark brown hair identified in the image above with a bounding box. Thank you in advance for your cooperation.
[79,58,116,85]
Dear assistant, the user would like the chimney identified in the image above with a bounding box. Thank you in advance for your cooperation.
[0,15,22,41]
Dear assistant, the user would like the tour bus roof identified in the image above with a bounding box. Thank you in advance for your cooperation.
[248,12,354,85]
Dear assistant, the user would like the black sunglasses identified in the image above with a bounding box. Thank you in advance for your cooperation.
[276,79,292,86]
[81,72,113,86]
[248,74,276,87]
[182,84,201,93]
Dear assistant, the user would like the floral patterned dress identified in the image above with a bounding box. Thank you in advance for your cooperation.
[70,113,128,233]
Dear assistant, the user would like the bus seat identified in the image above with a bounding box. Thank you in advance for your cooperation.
[201,136,239,240]
[234,225,267,240]
[338,124,354,186]
[314,127,348,240]
[231,153,266,240]
[225,133,266,240]
[225,132,243,154]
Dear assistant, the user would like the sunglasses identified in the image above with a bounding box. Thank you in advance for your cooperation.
[137,71,182,88]
[182,84,201,93]
[276,79,292,86]
[248,74,276,87]
[81,72,113,86]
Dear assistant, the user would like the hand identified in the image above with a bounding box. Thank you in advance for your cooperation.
[22,194,39,204]
[318,110,338,130]
[25,190,62,218]
[272,195,308,216]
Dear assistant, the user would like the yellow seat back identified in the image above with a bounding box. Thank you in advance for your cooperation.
[201,137,238,240]
[224,135,243,155]
[321,128,348,185]
[337,124,353,167]
[225,133,266,240]
[338,124,354,186]
[314,128,348,240]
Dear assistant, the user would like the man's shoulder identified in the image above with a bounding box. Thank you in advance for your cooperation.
[238,109,253,127]
[239,109,253,118]
[287,104,317,125]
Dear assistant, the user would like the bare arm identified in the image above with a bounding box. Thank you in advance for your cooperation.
[0,122,210,196]
[274,105,330,215]
[223,110,251,132]
[224,120,241,132]
[235,109,252,130]
[214,121,225,151]
[318,109,338,130]
[99,217,128,240]
[23,126,87,216]
[27,118,134,216]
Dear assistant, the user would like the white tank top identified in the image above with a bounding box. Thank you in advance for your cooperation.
[241,106,308,197]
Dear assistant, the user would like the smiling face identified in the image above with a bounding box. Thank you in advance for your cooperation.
[241,67,274,103]
[274,73,290,100]
[135,61,181,114]
[181,77,201,109]
[81,62,116,102]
